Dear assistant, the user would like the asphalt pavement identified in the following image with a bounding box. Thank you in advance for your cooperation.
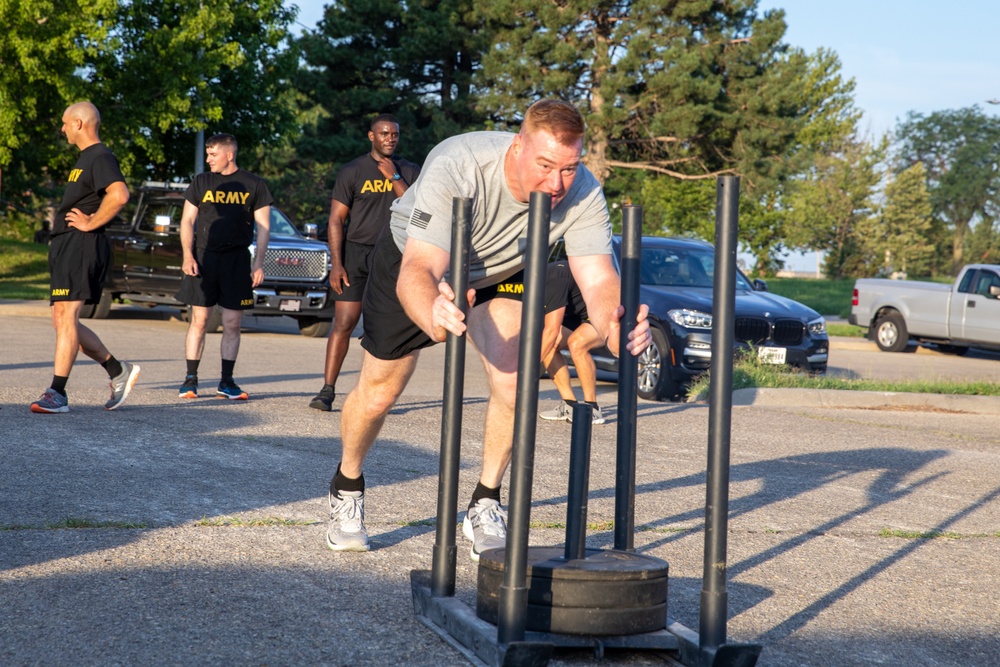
[2,300,999,666]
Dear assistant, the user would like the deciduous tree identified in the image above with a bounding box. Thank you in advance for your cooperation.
[895,106,1000,272]
[783,132,885,278]
[0,0,114,229]
[88,0,300,180]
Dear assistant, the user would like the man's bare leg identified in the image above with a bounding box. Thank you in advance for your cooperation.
[311,300,362,411]
[338,350,419,478]
[467,298,523,488]
[327,349,419,552]
[567,322,603,404]
[540,308,577,402]
[322,300,363,388]
[184,305,210,362]
[219,307,243,361]
[51,301,86,376]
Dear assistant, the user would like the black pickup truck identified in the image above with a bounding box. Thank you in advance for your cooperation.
[83,181,334,336]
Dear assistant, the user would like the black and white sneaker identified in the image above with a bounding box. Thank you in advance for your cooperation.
[462,498,508,562]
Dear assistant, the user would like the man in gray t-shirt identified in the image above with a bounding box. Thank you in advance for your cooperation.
[325,100,652,559]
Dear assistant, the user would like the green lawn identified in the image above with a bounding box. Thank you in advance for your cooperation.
[686,352,1000,401]
[0,240,49,299]
[763,277,855,318]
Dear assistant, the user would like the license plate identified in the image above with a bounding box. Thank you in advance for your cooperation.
[279,299,301,312]
[757,346,786,364]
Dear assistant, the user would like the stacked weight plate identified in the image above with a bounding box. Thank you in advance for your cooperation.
[476,546,669,636]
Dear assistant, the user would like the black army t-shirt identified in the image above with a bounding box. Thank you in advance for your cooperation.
[331,154,420,246]
[51,143,126,237]
[184,170,274,252]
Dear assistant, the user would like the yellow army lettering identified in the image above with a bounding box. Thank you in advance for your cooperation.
[497,283,524,294]
[240,299,254,306]
[359,179,392,194]
[68,169,83,183]
[201,191,251,205]
[51,289,70,296]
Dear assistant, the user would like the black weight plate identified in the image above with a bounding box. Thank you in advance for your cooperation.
[477,597,668,636]
[475,546,669,635]
[478,546,670,581]
[477,566,667,608]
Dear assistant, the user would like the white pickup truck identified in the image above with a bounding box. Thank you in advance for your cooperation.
[849,264,1000,353]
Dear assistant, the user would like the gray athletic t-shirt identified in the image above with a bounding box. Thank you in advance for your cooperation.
[388,131,612,289]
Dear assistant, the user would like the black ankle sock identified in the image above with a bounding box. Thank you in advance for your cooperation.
[585,401,598,408]
[564,398,577,407]
[101,356,123,379]
[221,359,236,382]
[469,481,501,510]
[51,375,69,395]
[332,465,365,495]
[186,359,200,377]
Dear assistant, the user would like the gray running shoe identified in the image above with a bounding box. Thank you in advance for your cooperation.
[539,401,573,422]
[462,498,508,562]
[326,490,370,552]
[30,388,69,414]
[105,361,140,411]
[309,384,335,411]
[590,404,606,425]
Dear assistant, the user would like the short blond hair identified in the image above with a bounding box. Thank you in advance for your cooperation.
[521,99,585,146]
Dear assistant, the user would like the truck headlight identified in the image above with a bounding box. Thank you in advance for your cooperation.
[669,308,713,329]
[808,317,826,335]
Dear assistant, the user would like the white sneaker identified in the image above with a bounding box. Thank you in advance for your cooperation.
[540,401,605,424]
[462,498,507,562]
[590,404,606,425]
[326,490,370,552]
[539,401,573,422]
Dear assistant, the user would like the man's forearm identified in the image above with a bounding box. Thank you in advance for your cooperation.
[398,272,443,337]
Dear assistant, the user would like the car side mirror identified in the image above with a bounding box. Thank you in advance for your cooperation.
[753,279,769,292]
[303,223,319,240]
[990,285,1000,298]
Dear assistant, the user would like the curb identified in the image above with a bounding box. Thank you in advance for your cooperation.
[731,387,1000,414]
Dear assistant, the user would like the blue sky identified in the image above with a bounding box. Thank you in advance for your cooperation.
[758,0,1000,136]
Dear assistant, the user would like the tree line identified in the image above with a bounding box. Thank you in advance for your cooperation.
[3,0,999,278]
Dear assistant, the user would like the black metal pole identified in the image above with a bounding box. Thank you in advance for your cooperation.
[564,402,593,561]
[431,197,472,597]
[700,175,739,649]
[497,192,550,645]
[614,206,642,551]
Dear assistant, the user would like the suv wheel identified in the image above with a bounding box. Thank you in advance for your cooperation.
[636,327,679,401]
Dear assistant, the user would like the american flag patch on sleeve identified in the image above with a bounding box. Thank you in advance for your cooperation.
[411,208,433,229]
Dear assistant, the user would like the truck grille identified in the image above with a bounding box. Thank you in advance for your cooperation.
[263,249,328,281]
[772,319,805,346]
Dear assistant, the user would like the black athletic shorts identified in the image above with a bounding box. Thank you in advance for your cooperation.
[543,262,590,329]
[482,261,586,319]
[48,231,110,304]
[331,240,375,302]
[360,231,529,361]
[175,248,254,310]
